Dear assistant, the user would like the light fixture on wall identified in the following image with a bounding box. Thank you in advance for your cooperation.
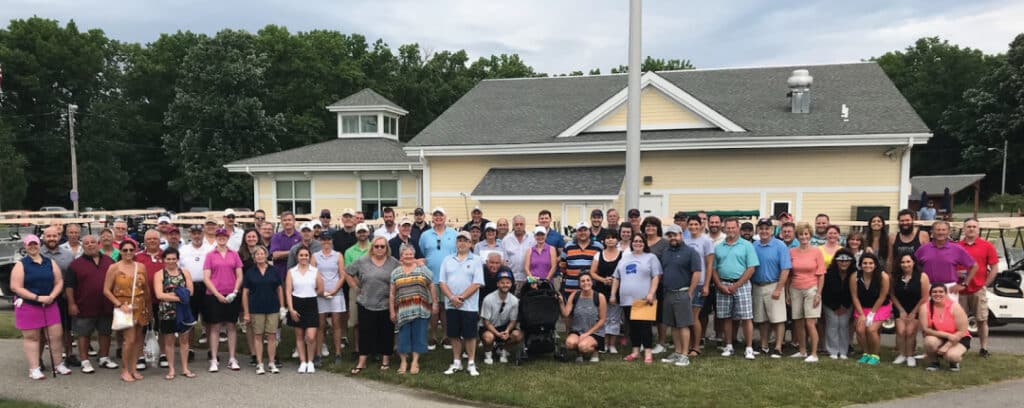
[643,176,653,185]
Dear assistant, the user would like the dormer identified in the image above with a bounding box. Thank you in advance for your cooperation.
[327,88,408,141]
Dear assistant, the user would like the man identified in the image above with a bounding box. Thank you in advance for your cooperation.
[410,207,429,245]
[439,231,485,376]
[810,214,831,246]
[318,209,336,234]
[156,216,173,249]
[389,217,424,261]
[65,235,119,373]
[270,212,301,277]
[222,209,244,251]
[112,219,129,245]
[479,269,521,365]
[462,207,490,232]
[919,200,937,221]
[672,211,691,239]
[165,226,182,250]
[697,211,709,232]
[606,208,621,230]
[203,218,218,246]
[712,218,760,360]
[562,222,603,299]
[495,218,510,240]
[707,214,726,245]
[502,215,531,286]
[627,208,642,232]
[777,222,799,248]
[179,225,213,348]
[588,209,609,242]
[750,219,791,358]
[892,209,930,270]
[312,219,324,240]
[956,218,1000,357]
[740,222,755,242]
[253,209,267,228]
[479,251,514,309]
[684,215,715,355]
[331,208,358,254]
[41,226,76,366]
[916,220,976,303]
[659,224,702,367]
[354,210,366,225]
[99,228,119,260]
[258,221,274,247]
[288,222,321,269]
[135,229,165,369]
[373,207,399,241]
[537,210,564,252]
[60,223,84,258]
[468,224,482,247]
[420,207,458,349]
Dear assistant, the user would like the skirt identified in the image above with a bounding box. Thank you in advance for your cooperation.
[15,301,61,330]
[317,292,347,314]
[288,297,319,328]
[853,303,892,322]
[203,295,241,324]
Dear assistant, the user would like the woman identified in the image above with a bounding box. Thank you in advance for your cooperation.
[891,253,930,367]
[236,228,260,367]
[611,235,662,364]
[10,234,71,380]
[789,224,826,362]
[524,227,556,281]
[919,284,971,371]
[153,248,195,380]
[822,249,855,359]
[390,244,436,375]
[821,225,843,267]
[640,216,669,352]
[850,252,890,365]
[560,274,607,362]
[315,232,348,365]
[102,239,151,382]
[589,230,622,354]
[864,215,890,262]
[286,246,324,374]
[617,223,634,251]
[845,232,866,264]
[349,236,400,374]
[202,228,244,372]
[474,222,503,260]
[242,246,283,375]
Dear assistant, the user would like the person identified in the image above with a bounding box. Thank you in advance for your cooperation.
[315,231,348,365]
[820,225,843,266]
[420,207,458,349]
[102,239,151,382]
[156,216,173,249]
[864,215,890,262]
[40,226,75,368]
[641,216,668,257]
[845,231,866,264]
[258,222,274,248]
[606,208,621,231]
[440,231,485,376]
[589,230,623,354]
[241,245,283,375]
[468,224,483,247]
[253,209,267,228]
[332,208,359,347]
[672,211,689,238]
[410,208,429,245]
[165,227,182,251]
[495,218,510,240]
[918,200,937,221]
[285,247,324,374]
[374,207,399,241]
[850,252,890,365]
[348,236,400,374]
[658,224,701,367]
[589,209,609,242]
[332,208,359,254]
[920,283,970,371]
[777,222,798,248]
[202,228,244,372]
[739,222,755,242]
[956,218,1000,357]
[751,219,792,359]
[560,273,606,363]
[60,223,84,258]
[237,229,261,271]
[915,221,976,302]
[135,231,165,370]
[822,249,855,359]
[890,253,930,367]
[891,209,930,270]
[788,223,825,362]
[480,252,514,308]
[627,208,642,232]
[462,207,490,232]
[389,217,424,261]
[618,222,635,251]
[684,215,714,357]
[810,214,831,246]
[112,219,129,245]
[712,218,760,360]
[474,222,503,260]
[390,244,436,374]
[11,234,72,380]
[503,215,531,286]
[222,209,244,251]
[707,214,725,246]
[562,221,602,300]
[479,270,522,365]
[153,248,195,380]
[270,212,301,279]
[179,225,212,347]
[611,235,662,364]
[774,212,794,236]
[524,226,557,282]
[65,235,119,373]
[288,222,321,270]
[99,228,120,261]
[537,210,565,252]
[343,222,372,354]
[318,209,336,234]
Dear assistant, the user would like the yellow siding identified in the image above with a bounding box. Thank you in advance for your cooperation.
[801,192,899,223]
[314,178,357,195]
[400,174,418,196]
[257,197,276,214]
[594,87,711,128]
[669,194,760,213]
[315,199,359,215]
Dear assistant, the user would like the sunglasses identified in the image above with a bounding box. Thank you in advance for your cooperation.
[255,217,266,221]
[498,302,506,314]
[436,239,441,250]
[373,245,387,249]
[122,247,136,252]
[225,215,235,219]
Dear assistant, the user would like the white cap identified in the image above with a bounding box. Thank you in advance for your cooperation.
[399,217,413,226]
[157,216,171,224]
[341,208,356,216]
[355,223,370,233]
[575,221,589,231]
[432,207,446,216]
[223,208,236,217]
[457,231,472,240]
[533,226,547,235]
[484,221,497,231]
[299,222,313,231]
[311,220,322,228]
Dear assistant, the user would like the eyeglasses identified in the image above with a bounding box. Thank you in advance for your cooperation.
[373,245,387,249]
[254,217,266,221]
[122,248,136,252]
[225,215,235,219]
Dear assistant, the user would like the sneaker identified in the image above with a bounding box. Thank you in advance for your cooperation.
[914,353,926,360]
[979,348,990,358]
[907,357,917,367]
[313,356,322,368]
[575,356,584,363]
[661,353,681,363]
[467,364,479,377]
[98,357,119,369]
[926,361,941,371]
[427,338,437,351]
[720,345,734,357]
[790,352,807,358]
[228,358,241,371]
[249,355,257,367]
[291,349,299,358]
[483,352,494,365]
[499,350,509,364]
[29,367,45,380]
[198,336,208,344]
[320,344,329,357]
[867,355,880,365]
[444,363,463,375]
[87,347,98,357]
[333,355,343,365]
[608,345,619,354]
[760,347,770,355]
[81,360,95,374]
[744,347,756,360]
[893,355,907,365]
[829,353,838,360]
[136,358,146,370]
[857,354,870,364]
[307,364,316,374]
[255,364,265,375]
[770,349,783,359]
[55,363,72,375]
[589,355,600,363]
[839,354,848,360]
[949,362,960,372]
[297,362,308,374]
[804,355,819,363]
[651,344,666,354]
[674,355,691,367]
[159,354,169,368]
[442,338,453,350]
[269,363,280,374]
[209,360,219,372]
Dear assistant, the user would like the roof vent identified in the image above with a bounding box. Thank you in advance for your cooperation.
[787,69,813,113]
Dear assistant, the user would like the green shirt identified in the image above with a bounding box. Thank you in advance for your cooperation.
[713,239,760,281]
[344,243,370,266]
[100,248,121,261]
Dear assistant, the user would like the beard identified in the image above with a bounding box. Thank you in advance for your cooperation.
[899,224,913,234]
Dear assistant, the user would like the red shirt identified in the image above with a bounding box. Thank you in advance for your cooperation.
[135,250,165,302]
[956,238,998,294]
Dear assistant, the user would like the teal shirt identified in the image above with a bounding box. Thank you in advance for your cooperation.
[713,239,760,281]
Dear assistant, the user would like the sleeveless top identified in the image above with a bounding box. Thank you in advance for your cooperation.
[926,299,969,337]
[20,255,55,303]
[892,231,922,262]
[158,270,187,320]
[570,292,605,337]
[528,244,554,280]
[594,250,622,298]
[892,271,923,312]
[314,250,342,285]
[112,262,151,325]
[855,270,890,309]
[289,265,318,298]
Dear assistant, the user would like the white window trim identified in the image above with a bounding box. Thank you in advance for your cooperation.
[274,179,314,217]
[359,179,400,215]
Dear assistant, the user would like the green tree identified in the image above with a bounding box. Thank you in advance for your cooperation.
[0,118,28,209]
[610,56,695,73]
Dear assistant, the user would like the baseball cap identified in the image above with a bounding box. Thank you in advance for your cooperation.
[299,222,313,231]
[469,224,481,231]
[534,226,547,235]
[484,221,497,231]
[223,208,236,217]
[311,220,322,229]
[355,223,370,233]
[673,211,687,221]
[575,221,588,231]
[318,231,333,240]
[399,217,413,226]
[167,226,180,234]
[414,208,425,216]
[320,209,332,218]
[740,222,754,231]
[189,224,203,232]
[496,270,514,282]
[590,209,603,217]
[628,209,641,218]
[432,207,446,216]
[215,228,229,237]
[456,231,472,240]
[756,218,773,228]
[777,211,792,220]
[157,216,171,224]
[834,253,854,262]
[471,207,482,214]
[664,224,683,236]
[22,234,40,246]
[204,218,218,225]
[341,208,356,217]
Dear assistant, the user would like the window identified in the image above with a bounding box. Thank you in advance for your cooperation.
[341,114,381,134]
[276,180,311,215]
[383,116,398,136]
[361,179,398,219]
[771,201,791,218]
[342,116,360,134]
[360,115,378,133]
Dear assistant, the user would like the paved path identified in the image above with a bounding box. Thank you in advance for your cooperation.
[854,378,1024,407]
[0,339,473,408]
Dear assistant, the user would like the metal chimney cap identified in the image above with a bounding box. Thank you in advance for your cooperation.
[787,69,813,87]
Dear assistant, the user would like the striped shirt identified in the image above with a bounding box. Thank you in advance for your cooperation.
[390,265,434,328]
[561,240,602,294]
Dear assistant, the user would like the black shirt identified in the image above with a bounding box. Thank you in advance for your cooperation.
[389,235,424,261]
[331,229,357,254]
[479,264,512,309]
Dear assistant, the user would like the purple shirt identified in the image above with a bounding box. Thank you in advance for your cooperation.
[203,249,243,295]
[269,230,301,277]
[915,241,975,284]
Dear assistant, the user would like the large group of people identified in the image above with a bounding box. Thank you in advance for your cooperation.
[8,205,999,382]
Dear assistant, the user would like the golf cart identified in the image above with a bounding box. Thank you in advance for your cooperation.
[975,220,1024,332]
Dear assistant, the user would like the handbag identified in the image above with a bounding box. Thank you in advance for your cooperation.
[111,266,139,331]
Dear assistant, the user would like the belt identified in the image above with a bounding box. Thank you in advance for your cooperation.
[753,281,778,286]
[720,279,737,283]
[668,286,690,292]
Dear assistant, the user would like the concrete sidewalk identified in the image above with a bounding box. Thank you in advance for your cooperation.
[0,339,472,408]
[854,378,1024,407]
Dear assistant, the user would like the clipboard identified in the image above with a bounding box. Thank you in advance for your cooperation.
[630,300,658,321]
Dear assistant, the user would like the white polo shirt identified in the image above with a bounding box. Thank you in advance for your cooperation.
[179,241,214,283]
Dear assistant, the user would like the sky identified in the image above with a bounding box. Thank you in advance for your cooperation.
[4,0,1022,74]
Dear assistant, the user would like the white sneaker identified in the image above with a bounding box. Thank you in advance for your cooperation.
[55,363,72,375]
[98,357,119,369]
[893,355,907,365]
[255,364,265,375]
[721,345,734,357]
[467,364,479,377]
[320,344,329,357]
[829,353,838,360]
[443,362,462,375]
[674,355,691,367]
[589,355,600,363]
[790,352,807,358]
[839,354,848,360]
[608,345,619,354]
[269,363,280,374]
[307,364,315,374]
[297,362,308,374]
[499,350,509,364]
[744,347,756,360]
[228,358,240,371]
[198,336,208,344]
[804,355,819,363]
[81,360,95,374]
[29,367,45,380]
[483,352,493,365]
[209,360,219,372]
[651,344,666,354]
[291,349,299,358]
[575,356,584,363]
[907,357,917,368]
[661,353,682,363]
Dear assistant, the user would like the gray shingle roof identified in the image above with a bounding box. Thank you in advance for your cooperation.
[407,62,930,147]
[471,166,625,196]
[328,88,405,111]
[227,137,416,166]
[910,174,986,198]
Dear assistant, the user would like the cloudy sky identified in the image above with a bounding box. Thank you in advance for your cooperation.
[6,0,1022,74]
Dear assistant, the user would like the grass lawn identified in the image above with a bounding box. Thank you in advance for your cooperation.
[0,400,60,408]
[0,310,18,339]
[327,342,1024,408]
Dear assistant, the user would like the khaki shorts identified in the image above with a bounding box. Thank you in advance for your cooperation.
[348,286,360,327]
[789,286,822,320]
[250,313,280,335]
[752,282,787,324]
[959,290,989,322]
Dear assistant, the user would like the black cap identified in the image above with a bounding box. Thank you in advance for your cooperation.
[590,209,603,217]
[628,208,641,218]
[320,209,331,218]
[318,231,333,240]
[740,222,754,231]
[414,208,425,215]
[756,218,773,228]
[673,211,687,221]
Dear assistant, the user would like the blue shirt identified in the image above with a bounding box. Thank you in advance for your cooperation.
[439,252,485,312]
[751,238,793,283]
[545,229,565,250]
[242,265,282,314]
[713,239,760,281]
[419,227,458,282]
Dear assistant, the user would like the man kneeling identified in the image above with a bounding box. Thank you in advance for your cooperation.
[480,270,522,364]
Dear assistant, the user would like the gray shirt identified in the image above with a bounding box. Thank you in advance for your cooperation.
[287,240,322,270]
[42,245,74,274]
[613,252,663,305]
[480,291,519,329]
[348,255,401,311]
[684,234,715,286]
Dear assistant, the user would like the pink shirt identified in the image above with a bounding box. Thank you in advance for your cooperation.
[203,248,242,295]
[789,246,825,289]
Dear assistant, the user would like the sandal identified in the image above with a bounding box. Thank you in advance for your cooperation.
[182,371,196,378]
[120,372,135,382]
[623,354,639,362]
[409,364,420,375]
[379,364,390,371]
[643,355,654,364]
[165,373,175,380]
[688,349,701,357]
[397,366,407,374]
[350,366,365,375]
[132,372,144,380]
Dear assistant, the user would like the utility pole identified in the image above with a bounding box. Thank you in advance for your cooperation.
[68,104,79,213]
[624,0,642,212]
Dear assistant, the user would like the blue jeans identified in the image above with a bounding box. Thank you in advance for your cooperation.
[397,317,429,354]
